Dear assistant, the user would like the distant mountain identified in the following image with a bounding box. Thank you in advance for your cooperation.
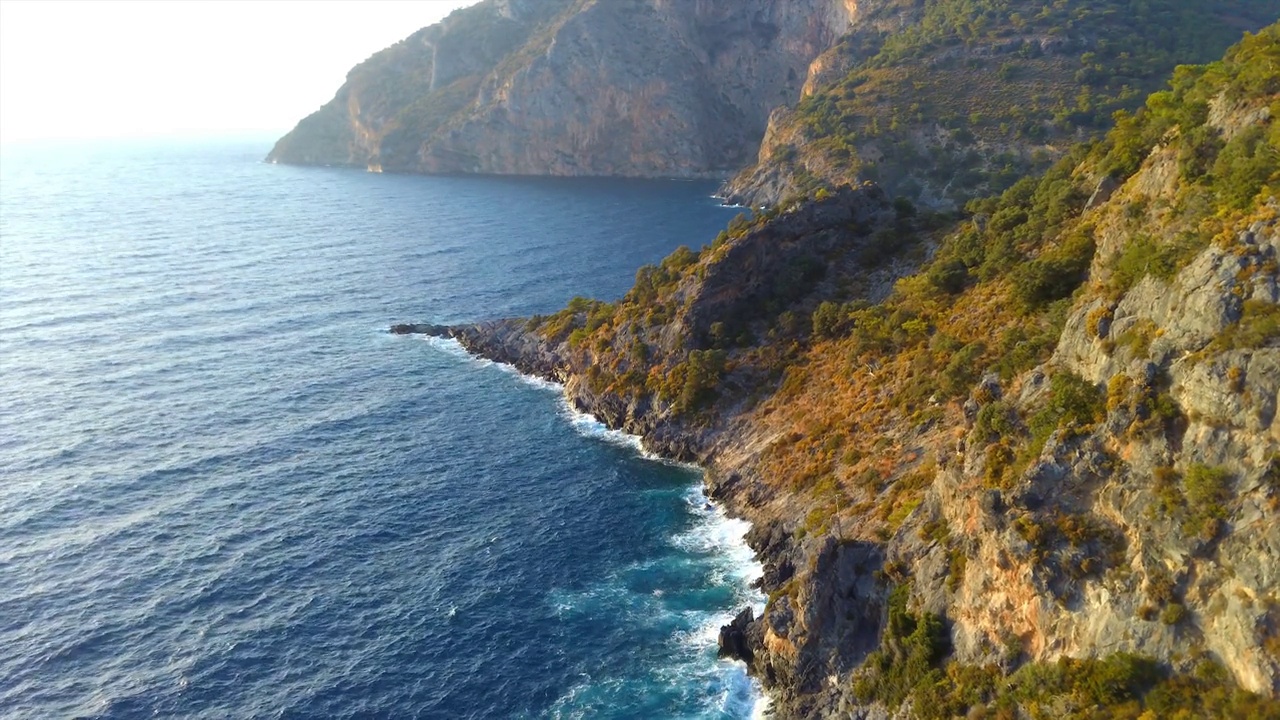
[267,0,860,178]
[271,0,1277,207]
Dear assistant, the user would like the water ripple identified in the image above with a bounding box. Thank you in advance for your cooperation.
[0,136,749,719]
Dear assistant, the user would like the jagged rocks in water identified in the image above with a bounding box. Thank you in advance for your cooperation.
[718,607,755,662]
[389,323,449,335]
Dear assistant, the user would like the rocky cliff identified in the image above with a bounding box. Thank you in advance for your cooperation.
[268,0,859,177]
[721,0,1280,210]
[393,26,1280,718]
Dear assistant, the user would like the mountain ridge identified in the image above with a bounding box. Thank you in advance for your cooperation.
[268,0,858,178]
[270,0,1280,215]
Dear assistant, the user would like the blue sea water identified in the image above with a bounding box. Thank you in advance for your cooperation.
[0,136,764,719]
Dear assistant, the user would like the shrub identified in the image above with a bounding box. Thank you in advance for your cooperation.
[1110,233,1202,294]
[1160,602,1188,626]
[927,258,970,294]
[1212,299,1280,350]
[974,401,1018,441]
[853,585,949,709]
[812,301,846,340]
[1212,125,1280,210]
[1029,371,1105,445]
[940,342,987,397]
[1184,463,1233,526]
[1011,229,1096,311]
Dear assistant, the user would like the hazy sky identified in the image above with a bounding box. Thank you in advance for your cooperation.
[0,0,479,143]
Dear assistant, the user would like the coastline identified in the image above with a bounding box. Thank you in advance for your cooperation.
[419,333,773,717]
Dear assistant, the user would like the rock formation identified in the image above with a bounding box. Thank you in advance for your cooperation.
[268,0,859,177]
[391,25,1280,717]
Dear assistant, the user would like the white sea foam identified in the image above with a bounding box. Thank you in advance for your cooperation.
[422,334,563,392]
[493,361,563,392]
[711,193,749,209]
[557,406,770,716]
[750,692,772,720]
[419,333,483,361]
[556,400,648,454]
[426,329,770,716]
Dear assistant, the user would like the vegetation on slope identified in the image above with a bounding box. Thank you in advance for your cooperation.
[739,0,1280,206]
[533,22,1278,523]
[855,587,1280,719]
[530,23,1280,715]
[756,22,1278,537]
[756,24,1279,715]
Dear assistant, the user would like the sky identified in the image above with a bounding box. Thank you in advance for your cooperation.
[0,0,480,144]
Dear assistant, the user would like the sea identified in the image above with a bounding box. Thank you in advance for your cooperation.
[0,135,766,719]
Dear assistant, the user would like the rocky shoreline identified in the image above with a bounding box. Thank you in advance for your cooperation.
[391,320,797,708]
[390,310,891,717]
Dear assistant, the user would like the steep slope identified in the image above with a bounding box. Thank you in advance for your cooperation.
[394,25,1280,717]
[722,0,1280,210]
[268,0,859,177]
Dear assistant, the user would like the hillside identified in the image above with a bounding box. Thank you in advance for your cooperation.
[267,0,858,177]
[722,0,1280,209]
[395,25,1280,717]
[270,0,1279,198]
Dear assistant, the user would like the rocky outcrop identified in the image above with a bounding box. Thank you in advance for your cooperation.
[390,29,1280,718]
[270,0,860,178]
[395,182,899,460]
[885,217,1280,697]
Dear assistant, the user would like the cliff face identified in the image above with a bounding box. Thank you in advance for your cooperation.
[721,0,1280,209]
[393,26,1280,718]
[269,0,859,177]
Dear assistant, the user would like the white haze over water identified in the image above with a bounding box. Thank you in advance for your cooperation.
[0,0,479,144]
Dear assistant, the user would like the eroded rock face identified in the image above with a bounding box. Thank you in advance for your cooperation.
[386,71,1280,717]
[269,0,859,177]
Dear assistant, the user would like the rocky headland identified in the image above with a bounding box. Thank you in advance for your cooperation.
[268,0,859,178]
[393,27,1280,718]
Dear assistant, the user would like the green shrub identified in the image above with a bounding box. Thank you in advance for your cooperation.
[1011,223,1098,311]
[1029,371,1105,444]
[940,341,986,397]
[812,301,846,340]
[1161,602,1188,626]
[1212,299,1280,350]
[1110,233,1203,294]
[1212,125,1280,209]
[853,585,950,708]
[974,400,1018,441]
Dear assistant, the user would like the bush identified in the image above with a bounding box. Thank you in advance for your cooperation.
[1012,228,1097,311]
[1160,602,1188,626]
[1212,125,1280,209]
[853,585,950,709]
[1212,299,1280,350]
[812,301,846,340]
[940,341,986,397]
[927,258,970,294]
[1030,371,1105,442]
[1184,463,1233,518]
[1110,233,1201,294]
[974,400,1018,441]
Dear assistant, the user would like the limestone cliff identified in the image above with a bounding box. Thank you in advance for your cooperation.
[268,0,858,177]
[393,26,1280,717]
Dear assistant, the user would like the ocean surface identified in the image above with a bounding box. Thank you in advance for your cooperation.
[0,136,763,719]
